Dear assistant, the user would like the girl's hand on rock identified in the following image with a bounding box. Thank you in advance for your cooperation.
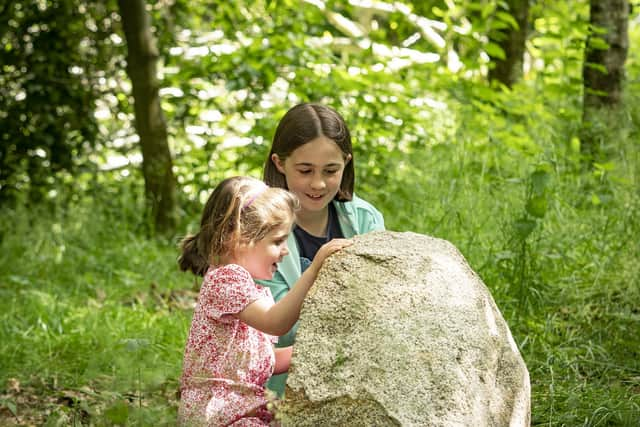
[314,238,352,266]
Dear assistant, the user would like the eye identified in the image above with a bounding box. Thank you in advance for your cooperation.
[324,169,339,175]
[297,169,312,175]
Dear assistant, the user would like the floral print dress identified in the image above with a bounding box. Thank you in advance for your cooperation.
[179,264,277,426]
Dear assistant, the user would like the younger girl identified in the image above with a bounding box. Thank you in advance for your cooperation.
[259,103,385,396]
[178,176,350,426]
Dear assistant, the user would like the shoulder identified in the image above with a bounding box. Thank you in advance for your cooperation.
[207,264,252,284]
[350,194,382,212]
[334,194,385,228]
[199,264,268,319]
[336,194,379,214]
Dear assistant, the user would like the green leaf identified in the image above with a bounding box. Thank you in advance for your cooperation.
[1,399,17,417]
[514,218,537,240]
[588,36,610,50]
[481,3,496,19]
[485,42,506,60]
[526,195,548,218]
[570,137,581,153]
[496,11,519,30]
[530,169,551,195]
[593,162,615,171]
[585,87,610,97]
[589,24,609,35]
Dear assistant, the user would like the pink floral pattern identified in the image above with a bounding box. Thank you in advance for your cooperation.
[178,264,277,426]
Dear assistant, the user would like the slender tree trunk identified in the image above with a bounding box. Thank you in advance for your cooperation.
[581,0,629,156]
[488,0,530,87]
[117,0,177,234]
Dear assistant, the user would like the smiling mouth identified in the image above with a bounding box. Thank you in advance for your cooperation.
[306,194,324,200]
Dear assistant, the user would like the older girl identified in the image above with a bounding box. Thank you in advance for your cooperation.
[259,103,385,396]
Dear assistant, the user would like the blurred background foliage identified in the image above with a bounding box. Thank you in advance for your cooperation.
[1,0,611,210]
[1,0,639,425]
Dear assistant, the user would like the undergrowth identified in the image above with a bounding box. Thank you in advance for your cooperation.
[0,185,192,425]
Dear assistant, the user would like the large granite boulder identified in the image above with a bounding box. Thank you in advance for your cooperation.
[277,231,530,427]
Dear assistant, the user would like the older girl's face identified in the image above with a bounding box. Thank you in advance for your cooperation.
[272,136,351,215]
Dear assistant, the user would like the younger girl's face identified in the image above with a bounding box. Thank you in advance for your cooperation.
[272,136,351,215]
[233,222,291,280]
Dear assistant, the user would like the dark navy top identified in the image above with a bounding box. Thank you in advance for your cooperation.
[294,203,344,271]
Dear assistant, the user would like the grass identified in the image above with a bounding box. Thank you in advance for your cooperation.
[1,101,639,426]
[0,191,192,425]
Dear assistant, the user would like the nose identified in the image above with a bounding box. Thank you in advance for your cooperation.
[281,244,289,257]
[310,172,326,190]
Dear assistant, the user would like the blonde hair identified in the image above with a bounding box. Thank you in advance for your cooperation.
[178,176,298,276]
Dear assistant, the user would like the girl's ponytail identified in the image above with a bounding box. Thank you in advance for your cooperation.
[178,233,209,277]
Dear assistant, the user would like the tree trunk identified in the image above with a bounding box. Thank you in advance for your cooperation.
[117,0,177,234]
[580,0,629,158]
[488,0,530,87]
[581,0,630,153]
[583,0,629,110]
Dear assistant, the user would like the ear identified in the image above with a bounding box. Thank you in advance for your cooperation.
[271,154,286,174]
[345,153,352,165]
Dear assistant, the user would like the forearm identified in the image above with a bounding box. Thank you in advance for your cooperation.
[239,239,350,336]
[265,264,319,335]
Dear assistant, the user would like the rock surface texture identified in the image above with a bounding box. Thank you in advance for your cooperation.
[278,231,530,427]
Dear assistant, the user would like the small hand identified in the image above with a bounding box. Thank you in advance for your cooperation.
[314,238,353,266]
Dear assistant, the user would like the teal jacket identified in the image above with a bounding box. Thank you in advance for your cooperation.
[257,195,385,397]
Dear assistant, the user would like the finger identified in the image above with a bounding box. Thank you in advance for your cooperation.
[327,240,352,253]
[333,239,353,248]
